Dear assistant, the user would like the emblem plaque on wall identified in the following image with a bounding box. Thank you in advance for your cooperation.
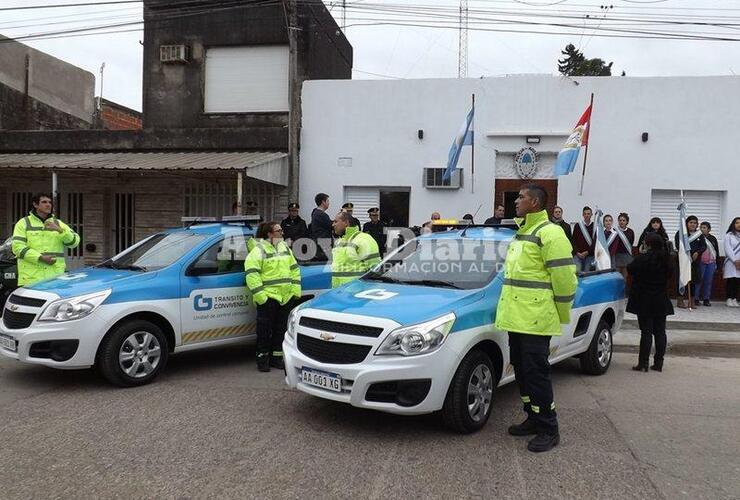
[513,147,539,179]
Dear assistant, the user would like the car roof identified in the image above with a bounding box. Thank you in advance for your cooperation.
[161,223,256,237]
[418,227,516,242]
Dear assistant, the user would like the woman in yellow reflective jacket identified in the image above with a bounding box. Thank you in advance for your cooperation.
[244,221,301,372]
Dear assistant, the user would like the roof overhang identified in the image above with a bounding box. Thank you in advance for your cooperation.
[0,151,289,186]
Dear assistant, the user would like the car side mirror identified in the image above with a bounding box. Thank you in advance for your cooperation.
[189,260,219,276]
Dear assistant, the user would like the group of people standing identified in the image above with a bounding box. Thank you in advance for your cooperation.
[244,193,382,372]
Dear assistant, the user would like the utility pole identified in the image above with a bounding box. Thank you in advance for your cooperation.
[458,0,468,78]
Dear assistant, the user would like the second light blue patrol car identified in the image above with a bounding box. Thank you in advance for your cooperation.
[284,225,625,433]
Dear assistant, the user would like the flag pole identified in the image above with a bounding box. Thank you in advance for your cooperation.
[471,93,475,194]
[578,92,594,196]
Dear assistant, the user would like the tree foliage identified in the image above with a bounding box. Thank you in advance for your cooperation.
[558,44,613,76]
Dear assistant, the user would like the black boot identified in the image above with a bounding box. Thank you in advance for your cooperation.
[650,363,663,372]
[256,353,270,372]
[527,431,560,453]
[703,299,711,307]
[269,355,284,370]
[632,364,648,372]
[508,417,537,436]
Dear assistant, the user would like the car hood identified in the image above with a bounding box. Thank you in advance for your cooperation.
[301,278,485,326]
[26,267,158,299]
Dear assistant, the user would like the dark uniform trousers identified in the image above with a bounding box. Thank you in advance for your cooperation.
[508,332,558,434]
[256,299,292,357]
[637,314,667,368]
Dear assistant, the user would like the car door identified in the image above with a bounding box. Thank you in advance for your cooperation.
[179,234,256,347]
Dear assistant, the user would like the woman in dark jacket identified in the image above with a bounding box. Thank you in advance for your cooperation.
[636,217,671,254]
[627,232,674,372]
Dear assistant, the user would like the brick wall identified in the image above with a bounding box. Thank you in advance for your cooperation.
[100,101,143,131]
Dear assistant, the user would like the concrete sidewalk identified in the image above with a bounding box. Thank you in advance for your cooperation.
[623,300,740,332]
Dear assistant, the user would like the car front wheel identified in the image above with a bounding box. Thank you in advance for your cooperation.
[442,349,495,433]
[97,320,169,387]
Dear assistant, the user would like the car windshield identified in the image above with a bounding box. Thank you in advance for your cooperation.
[363,238,508,290]
[99,232,209,272]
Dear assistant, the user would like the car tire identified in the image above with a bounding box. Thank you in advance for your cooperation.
[579,319,613,375]
[97,320,169,387]
[442,349,496,434]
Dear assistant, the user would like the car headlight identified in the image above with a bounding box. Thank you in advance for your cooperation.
[375,312,456,356]
[286,306,301,340]
[38,290,111,322]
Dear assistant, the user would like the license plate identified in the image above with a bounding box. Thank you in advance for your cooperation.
[0,334,16,352]
[301,367,342,392]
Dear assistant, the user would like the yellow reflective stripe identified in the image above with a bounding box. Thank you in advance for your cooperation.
[545,258,575,268]
[514,234,542,246]
[521,396,531,403]
[182,322,256,344]
[550,402,556,410]
[503,278,552,290]
[531,405,540,413]
[554,294,576,303]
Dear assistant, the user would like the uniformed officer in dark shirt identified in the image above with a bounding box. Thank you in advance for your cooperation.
[281,202,308,245]
[362,207,388,256]
[342,202,362,228]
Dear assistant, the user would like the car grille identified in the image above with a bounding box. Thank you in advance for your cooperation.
[297,334,372,364]
[299,316,384,338]
[3,310,36,329]
[8,294,47,308]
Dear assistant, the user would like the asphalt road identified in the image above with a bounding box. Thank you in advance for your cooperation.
[1,349,738,499]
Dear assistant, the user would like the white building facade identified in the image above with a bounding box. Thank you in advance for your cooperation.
[299,75,740,250]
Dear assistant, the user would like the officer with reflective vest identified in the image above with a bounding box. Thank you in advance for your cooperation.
[495,183,577,453]
[244,221,301,372]
[12,193,80,287]
[331,212,381,287]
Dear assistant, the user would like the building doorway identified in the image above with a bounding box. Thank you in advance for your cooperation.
[380,190,410,227]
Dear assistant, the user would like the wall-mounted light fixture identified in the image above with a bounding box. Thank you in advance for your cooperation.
[642,132,649,142]
[526,136,541,144]
[418,129,424,140]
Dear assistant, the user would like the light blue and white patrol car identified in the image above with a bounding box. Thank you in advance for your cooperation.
[284,225,625,433]
[0,217,330,386]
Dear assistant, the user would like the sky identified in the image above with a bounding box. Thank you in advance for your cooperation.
[2,0,740,111]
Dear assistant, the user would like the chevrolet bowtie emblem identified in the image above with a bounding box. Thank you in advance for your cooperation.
[319,332,335,341]
[8,304,19,312]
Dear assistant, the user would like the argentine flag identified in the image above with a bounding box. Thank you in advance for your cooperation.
[554,103,592,176]
[442,104,474,182]
[677,200,692,294]
[593,209,612,271]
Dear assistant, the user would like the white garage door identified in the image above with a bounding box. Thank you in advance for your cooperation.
[204,46,289,113]
[344,187,379,225]
[650,189,725,251]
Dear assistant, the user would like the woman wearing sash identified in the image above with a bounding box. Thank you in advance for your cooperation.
[724,217,740,308]
[614,213,635,278]
[603,214,619,259]
[697,222,719,306]
[674,215,706,308]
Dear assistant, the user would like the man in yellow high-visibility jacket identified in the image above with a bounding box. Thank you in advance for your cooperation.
[12,193,80,287]
[495,183,577,453]
[331,212,381,287]
[244,221,301,372]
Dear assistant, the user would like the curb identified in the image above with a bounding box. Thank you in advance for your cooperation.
[615,343,740,359]
[622,319,740,333]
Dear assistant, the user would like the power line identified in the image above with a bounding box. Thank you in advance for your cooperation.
[0,1,140,12]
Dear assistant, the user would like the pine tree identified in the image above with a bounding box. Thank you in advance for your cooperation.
[558,44,613,77]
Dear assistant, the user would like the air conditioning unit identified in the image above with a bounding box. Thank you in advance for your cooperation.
[160,44,191,64]
[423,167,462,189]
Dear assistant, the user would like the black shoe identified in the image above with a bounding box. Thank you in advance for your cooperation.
[269,356,284,369]
[632,365,648,372]
[703,299,711,307]
[508,417,538,436]
[527,432,560,453]
[257,354,270,372]
[650,364,662,372]
[693,299,701,307]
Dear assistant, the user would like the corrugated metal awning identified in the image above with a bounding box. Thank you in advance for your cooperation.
[0,151,289,186]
